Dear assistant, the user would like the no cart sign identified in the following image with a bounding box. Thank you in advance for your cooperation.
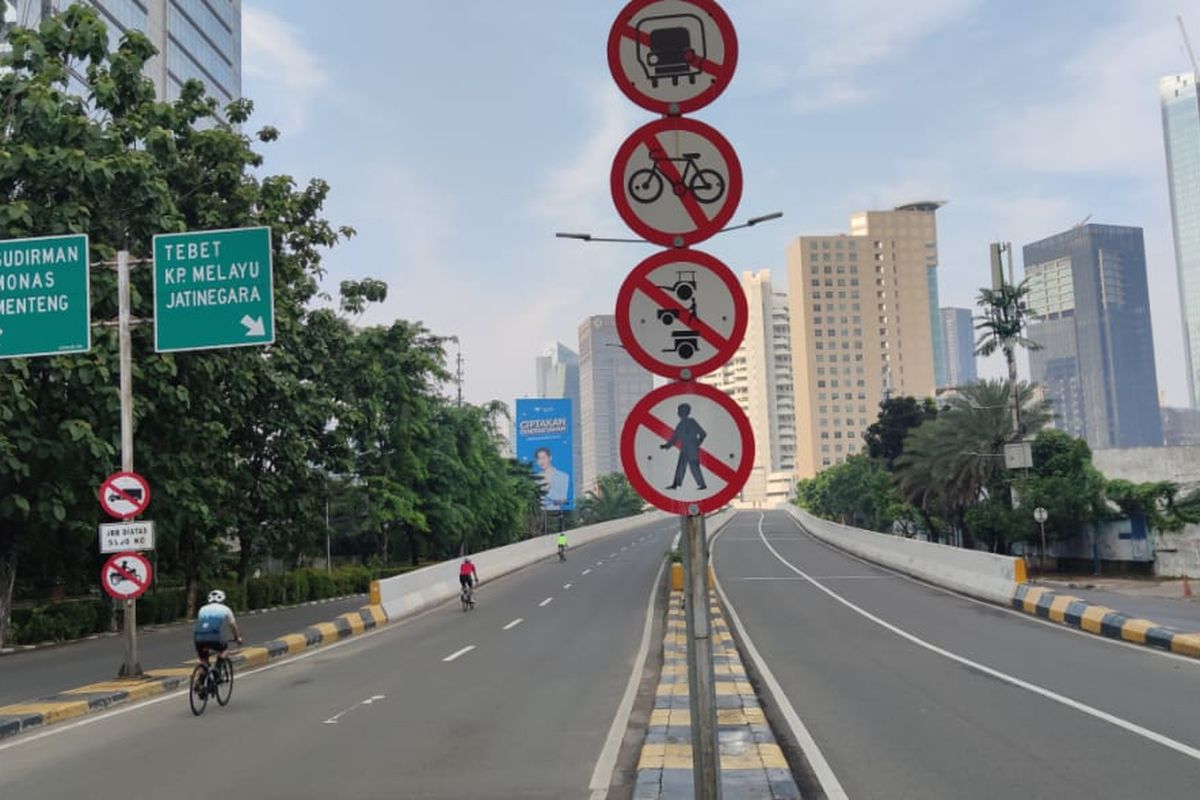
[607,0,738,116]
[615,249,746,380]
[611,117,742,248]
[621,381,753,515]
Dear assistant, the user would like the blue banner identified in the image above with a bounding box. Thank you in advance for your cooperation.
[515,398,575,511]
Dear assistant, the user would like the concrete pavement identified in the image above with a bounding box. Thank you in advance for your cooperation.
[713,510,1200,800]
[0,519,678,800]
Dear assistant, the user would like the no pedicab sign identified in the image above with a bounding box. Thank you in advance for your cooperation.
[615,249,746,380]
[610,116,742,248]
[607,0,738,116]
[101,552,152,601]
[621,381,753,515]
[98,471,151,519]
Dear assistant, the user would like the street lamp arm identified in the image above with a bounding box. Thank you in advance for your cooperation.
[554,212,783,244]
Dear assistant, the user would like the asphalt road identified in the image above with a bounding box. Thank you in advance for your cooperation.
[0,594,370,707]
[713,510,1200,800]
[0,519,677,800]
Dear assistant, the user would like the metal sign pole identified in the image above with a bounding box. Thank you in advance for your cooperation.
[117,250,142,678]
[682,510,721,799]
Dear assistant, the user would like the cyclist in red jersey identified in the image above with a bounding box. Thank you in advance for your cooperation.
[459,558,479,593]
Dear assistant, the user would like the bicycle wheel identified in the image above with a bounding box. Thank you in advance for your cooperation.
[189,664,209,716]
[215,658,234,706]
[690,169,725,204]
[628,169,664,203]
[461,590,470,612]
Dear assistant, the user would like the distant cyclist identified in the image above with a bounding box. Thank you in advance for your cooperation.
[193,590,243,665]
[459,558,479,594]
[557,532,568,561]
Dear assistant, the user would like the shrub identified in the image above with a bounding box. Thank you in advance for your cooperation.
[11,600,109,644]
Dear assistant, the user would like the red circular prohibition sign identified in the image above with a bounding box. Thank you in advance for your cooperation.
[610,116,743,248]
[607,0,739,116]
[621,381,754,515]
[615,249,747,380]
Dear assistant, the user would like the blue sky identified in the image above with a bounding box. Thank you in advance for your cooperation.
[241,0,1197,408]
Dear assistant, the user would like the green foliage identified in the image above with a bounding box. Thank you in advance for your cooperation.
[1105,479,1200,534]
[0,8,536,647]
[794,454,911,532]
[576,473,645,525]
[10,599,111,644]
[863,396,938,467]
[974,280,1042,360]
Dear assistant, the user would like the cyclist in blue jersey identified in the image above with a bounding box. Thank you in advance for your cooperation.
[193,590,243,664]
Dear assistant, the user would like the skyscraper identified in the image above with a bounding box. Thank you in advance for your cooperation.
[701,270,797,503]
[1161,72,1200,408]
[3,1,241,106]
[1023,224,1163,449]
[939,307,978,388]
[534,342,582,488]
[787,203,944,477]
[577,315,652,492]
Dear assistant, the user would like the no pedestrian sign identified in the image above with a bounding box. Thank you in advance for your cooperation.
[615,249,746,380]
[621,381,753,515]
[607,0,738,116]
[101,552,152,601]
[610,117,742,248]
[153,226,275,353]
[0,233,90,360]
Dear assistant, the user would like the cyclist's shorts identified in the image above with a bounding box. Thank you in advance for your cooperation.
[194,637,229,661]
[459,575,473,589]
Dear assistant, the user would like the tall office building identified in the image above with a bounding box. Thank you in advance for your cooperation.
[577,315,652,493]
[787,203,944,477]
[939,307,978,388]
[701,270,797,504]
[1161,72,1200,408]
[3,1,241,106]
[1023,224,1163,449]
[534,342,583,488]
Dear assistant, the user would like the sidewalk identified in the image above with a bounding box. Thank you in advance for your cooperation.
[1035,576,1200,633]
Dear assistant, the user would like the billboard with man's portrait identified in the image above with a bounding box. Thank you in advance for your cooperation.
[515,398,574,511]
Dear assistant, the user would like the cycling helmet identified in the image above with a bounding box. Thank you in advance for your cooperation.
[208,589,226,604]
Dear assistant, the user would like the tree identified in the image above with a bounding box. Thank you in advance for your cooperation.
[893,380,1049,548]
[1105,479,1200,535]
[576,473,644,525]
[975,279,1041,438]
[863,396,938,468]
[1011,430,1107,555]
[794,455,911,532]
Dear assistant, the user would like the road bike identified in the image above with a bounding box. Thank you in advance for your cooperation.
[460,583,476,612]
[628,148,725,205]
[189,653,234,716]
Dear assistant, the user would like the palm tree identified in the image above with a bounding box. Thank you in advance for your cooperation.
[894,380,1049,546]
[975,280,1041,438]
[577,473,644,525]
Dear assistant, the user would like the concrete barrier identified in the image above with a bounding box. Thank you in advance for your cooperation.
[783,505,1025,605]
[376,512,669,621]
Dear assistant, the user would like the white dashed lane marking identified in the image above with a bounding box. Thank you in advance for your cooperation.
[443,645,476,663]
[539,597,554,608]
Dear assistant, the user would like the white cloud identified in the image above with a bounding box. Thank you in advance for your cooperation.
[991,7,1185,175]
[745,0,977,113]
[242,6,328,132]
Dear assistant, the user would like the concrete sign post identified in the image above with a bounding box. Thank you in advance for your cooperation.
[153,226,274,353]
[0,233,90,359]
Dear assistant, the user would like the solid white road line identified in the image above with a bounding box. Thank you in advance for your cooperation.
[539,597,554,608]
[588,558,666,800]
[582,569,592,576]
[442,645,476,663]
[712,517,849,800]
[502,618,523,631]
[755,514,1200,764]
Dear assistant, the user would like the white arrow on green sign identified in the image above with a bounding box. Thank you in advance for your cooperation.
[0,233,90,360]
[153,226,275,353]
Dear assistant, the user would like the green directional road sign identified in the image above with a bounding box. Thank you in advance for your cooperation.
[0,233,90,360]
[153,226,274,353]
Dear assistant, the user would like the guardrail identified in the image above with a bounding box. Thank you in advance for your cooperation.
[375,512,669,620]
[783,505,1026,604]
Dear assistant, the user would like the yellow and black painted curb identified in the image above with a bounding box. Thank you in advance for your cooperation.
[633,585,800,799]
[1011,584,1200,657]
[0,601,388,741]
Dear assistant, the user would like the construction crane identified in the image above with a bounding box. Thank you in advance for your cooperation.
[1181,15,1199,77]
